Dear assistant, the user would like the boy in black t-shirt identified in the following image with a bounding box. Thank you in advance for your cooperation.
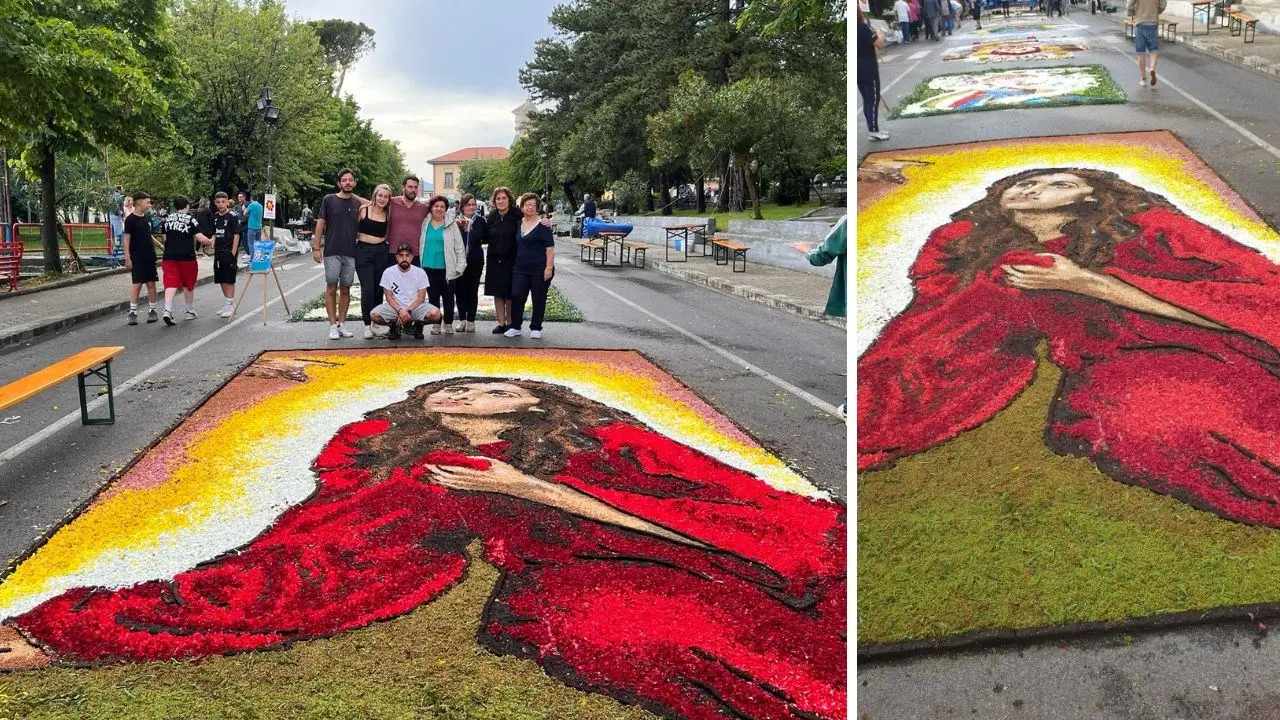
[159,195,213,325]
[208,191,241,317]
[122,192,162,325]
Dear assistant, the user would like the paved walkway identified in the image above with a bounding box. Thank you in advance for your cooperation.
[1097,8,1280,78]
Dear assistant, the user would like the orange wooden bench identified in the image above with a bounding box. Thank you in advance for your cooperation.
[0,346,125,425]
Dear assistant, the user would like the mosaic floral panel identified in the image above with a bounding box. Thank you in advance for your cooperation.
[892,64,1125,118]
[941,38,1088,63]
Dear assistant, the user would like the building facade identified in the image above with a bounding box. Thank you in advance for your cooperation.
[426,146,511,202]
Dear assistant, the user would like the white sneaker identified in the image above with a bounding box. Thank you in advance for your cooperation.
[218,306,233,318]
[443,323,454,335]
[465,321,475,333]
[184,309,198,320]
[870,131,890,141]
[372,324,390,337]
[328,325,340,340]
[504,328,522,338]
[529,330,542,339]
[455,322,467,333]
[430,323,442,335]
[363,325,374,339]
[1139,78,1147,87]
[336,325,354,338]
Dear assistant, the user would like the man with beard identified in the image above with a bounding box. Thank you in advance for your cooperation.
[371,243,441,340]
[313,169,362,340]
[387,175,429,266]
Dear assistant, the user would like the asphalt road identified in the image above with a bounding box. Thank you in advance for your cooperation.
[859,9,1280,719]
[0,248,848,574]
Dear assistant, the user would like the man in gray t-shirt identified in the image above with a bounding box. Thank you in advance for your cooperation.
[312,168,362,339]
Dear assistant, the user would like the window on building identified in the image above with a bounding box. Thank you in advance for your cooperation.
[444,171,454,189]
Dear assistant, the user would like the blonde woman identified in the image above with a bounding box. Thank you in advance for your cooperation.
[419,195,467,336]
[355,184,393,339]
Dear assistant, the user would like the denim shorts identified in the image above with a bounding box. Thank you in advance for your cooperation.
[1135,22,1159,53]
[323,255,356,286]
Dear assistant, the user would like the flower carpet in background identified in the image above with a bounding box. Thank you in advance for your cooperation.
[288,283,584,323]
[941,38,1087,63]
[0,349,845,720]
[891,64,1125,117]
[970,22,1062,35]
[857,131,1280,656]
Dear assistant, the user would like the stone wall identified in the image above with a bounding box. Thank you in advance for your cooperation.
[724,219,837,277]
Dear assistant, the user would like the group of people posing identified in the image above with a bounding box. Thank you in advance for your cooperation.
[313,170,556,340]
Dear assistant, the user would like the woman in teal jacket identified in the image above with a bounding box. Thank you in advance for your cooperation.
[793,215,846,318]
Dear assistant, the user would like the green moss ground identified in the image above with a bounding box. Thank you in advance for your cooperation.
[0,553,654,719]
[859,350,1280,647]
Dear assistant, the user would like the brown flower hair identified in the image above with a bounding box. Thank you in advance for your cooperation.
[351,377,634,480]
[943,167,1177,284]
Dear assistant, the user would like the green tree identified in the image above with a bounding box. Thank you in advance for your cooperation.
[0,0,184,272]
[458,158,507,199]
[306,19,376,96]
[737,0,847,37]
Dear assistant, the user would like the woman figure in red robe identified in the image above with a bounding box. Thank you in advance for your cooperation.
[860,167,1280,527]
[1,377,846,720]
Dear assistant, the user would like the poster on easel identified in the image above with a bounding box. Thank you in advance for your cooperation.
[249,236,276,273]
[229,233,291,324]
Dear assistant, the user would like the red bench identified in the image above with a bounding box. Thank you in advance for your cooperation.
[0,233,21,291]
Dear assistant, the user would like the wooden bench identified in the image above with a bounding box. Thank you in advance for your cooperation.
[0,346,125,425]
[578,240,606,266]
[1229,10,1257,41]
[622,242,650,268]
[1126,16,1178,41]
[712,237,750,273]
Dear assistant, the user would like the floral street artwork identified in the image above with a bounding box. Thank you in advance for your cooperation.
[941,38,1088,63]
[0,349,846,720]
[892,65,1125,118]
[856,131,1280,652]
[970,22,1063,35]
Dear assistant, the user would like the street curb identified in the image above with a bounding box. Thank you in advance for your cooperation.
[3,266,132,300]
[1098,12,1280,78]
[0,251,304,352]
[642,258,846,330]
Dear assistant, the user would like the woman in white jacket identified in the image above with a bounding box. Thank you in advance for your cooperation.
[419,195,467,335]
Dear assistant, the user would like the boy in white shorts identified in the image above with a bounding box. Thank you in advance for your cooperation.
[373,243,442,340]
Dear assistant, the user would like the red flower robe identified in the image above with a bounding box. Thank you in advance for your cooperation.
[14,421,847,720]
[860,207,1280,526]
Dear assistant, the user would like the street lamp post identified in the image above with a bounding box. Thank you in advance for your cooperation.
[256,86,281,250]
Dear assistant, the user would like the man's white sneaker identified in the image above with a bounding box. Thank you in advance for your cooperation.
[443,323,454,334]
[217,307,233,318]
[455,322,467,333]
[869,131,891,141]
[363,325,374,339]
[328,325,340,340]
[504,328,522,338]
[430,323,442,335]
[184,309,198,320]
[336,325,354,338]
[1139,78,1147,87]
[529,330,542,339]
[465,321,475,333]
[162,310,176,326]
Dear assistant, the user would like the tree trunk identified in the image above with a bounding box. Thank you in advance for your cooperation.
[39,141,63,274]
[743,160,762,220]
[714,152,730,212]
[659,171,673,215]
[645,174,656,212]
[695,175,706,214]
[562,181,578,213]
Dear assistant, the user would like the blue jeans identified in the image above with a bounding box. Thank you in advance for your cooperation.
[1135,22,1159,53]
[899,20,912,40]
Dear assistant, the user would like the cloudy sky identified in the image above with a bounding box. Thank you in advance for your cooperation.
[289,0,559,179]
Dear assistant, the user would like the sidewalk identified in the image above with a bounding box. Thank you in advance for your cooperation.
[1099,10,1280,78]
[0,256,219,351]
[635,245,844,329]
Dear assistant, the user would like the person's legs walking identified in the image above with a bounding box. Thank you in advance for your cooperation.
[900,20,911,41]
[1134,23,1158,85]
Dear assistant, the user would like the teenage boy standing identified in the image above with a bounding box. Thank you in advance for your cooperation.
[313,169,361,339]
[159,195,211,324]
[207,192,241,317]
[122,192,161,325]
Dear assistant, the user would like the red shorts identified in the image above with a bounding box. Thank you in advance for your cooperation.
[162,259,198,290]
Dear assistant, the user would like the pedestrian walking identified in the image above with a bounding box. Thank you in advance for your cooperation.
[895,0,913,41]
[207,191,241,318]
[108,185,125,250]
[858,10,890,141]
[122,192,161,325]
[907,0,922,39]
[355,184,393,339]
[505,193,556,339]
[158,195,209,325]
[950,0,963,30]
[234,191,249,264]
[921,0,942,40]
[1128,0,1166,87]
[418,195,467,335]
[972,0,983,28]
[453,193,487,333]
[371,243,441,340]
[484,187,520,334]
[1002,0,1010,16]
[243,192,264,267]
[313,168,362,340]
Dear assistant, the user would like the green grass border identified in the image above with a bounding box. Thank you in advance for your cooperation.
[889,63,1127,118]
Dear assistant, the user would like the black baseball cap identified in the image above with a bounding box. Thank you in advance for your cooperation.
[395,243,414,254]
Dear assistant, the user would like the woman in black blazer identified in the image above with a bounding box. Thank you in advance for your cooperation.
[483,187,520,334]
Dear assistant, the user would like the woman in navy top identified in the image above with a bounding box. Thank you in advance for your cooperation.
[504,192,556,339]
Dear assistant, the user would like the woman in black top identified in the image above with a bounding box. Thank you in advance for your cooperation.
[483,187,520,334]
[453,193,488,333]
[504,192,556,339]
[355,184,392,339]
[857,10,889,142]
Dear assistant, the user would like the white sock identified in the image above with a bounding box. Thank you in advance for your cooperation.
[129,303,138,312]
[164,300,173,312]
[148,302,158,311]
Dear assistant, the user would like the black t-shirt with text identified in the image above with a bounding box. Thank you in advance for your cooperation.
[161,211,200,261]
[123,213,156,257]
[208,211,240,254]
